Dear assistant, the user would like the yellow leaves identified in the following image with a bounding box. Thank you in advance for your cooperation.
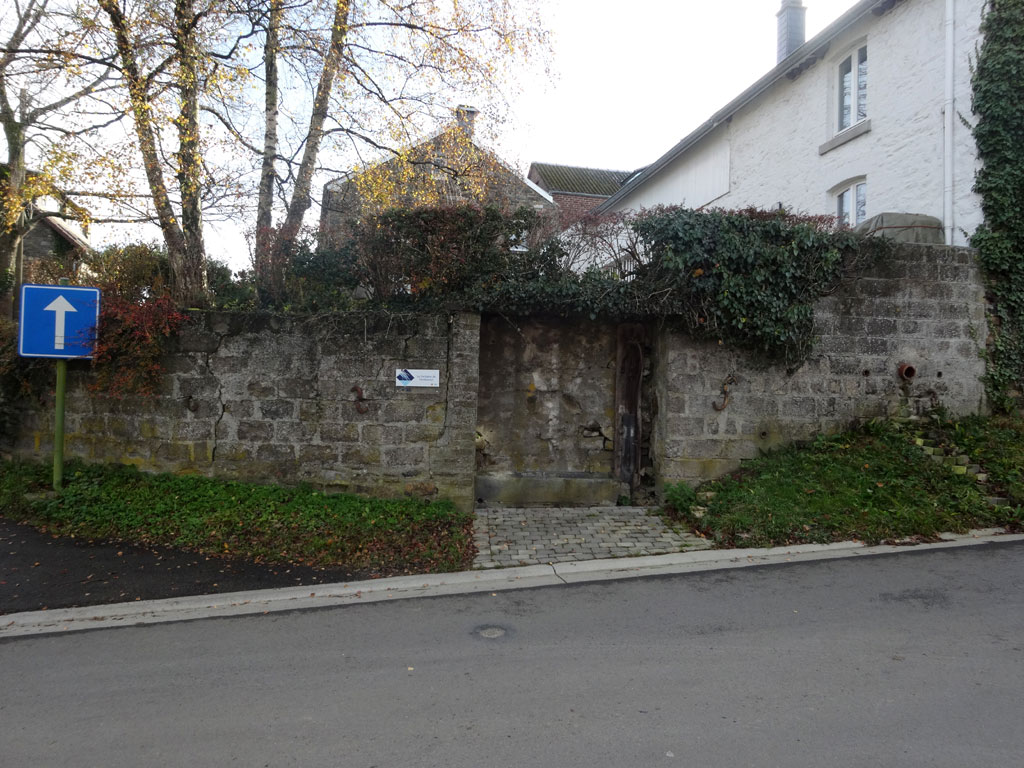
[352,120,511,216]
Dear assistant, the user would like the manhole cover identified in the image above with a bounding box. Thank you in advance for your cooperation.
[478,626,506,639]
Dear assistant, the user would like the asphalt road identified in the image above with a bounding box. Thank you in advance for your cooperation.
[2,541,1022,767]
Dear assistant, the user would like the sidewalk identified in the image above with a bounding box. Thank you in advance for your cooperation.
[1,505,702,616]
[473,506,710,568]
[5,526,1020,639]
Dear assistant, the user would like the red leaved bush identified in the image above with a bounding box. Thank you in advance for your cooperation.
[88,295,186,397]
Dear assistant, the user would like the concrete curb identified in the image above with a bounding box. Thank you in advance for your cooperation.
[3,529,1022,639]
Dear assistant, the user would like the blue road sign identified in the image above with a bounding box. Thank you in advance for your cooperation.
[18,284,102,359]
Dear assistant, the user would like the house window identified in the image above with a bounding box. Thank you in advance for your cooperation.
[838,45,867,131]
[836,181,867,227]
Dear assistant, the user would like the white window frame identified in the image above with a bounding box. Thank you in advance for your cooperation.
[820,41,871,154]
[831,178,867,228]
[836,43,868,133]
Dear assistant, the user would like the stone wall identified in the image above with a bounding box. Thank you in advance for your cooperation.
[7,311,480,511]
[654,244,988,486]
[4,244,990,505]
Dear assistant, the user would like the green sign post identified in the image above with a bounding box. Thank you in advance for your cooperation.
[53,343,68,490]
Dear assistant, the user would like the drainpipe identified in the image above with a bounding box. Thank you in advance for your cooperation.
[943,0,955,245]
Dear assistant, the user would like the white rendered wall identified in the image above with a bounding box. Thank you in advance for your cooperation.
[618,130,730,210]
[611,0,984,245]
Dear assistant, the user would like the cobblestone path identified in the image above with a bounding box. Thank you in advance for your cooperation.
[472,506,711,569]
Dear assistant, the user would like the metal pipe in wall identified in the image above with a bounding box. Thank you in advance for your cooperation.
[943,0,956,245]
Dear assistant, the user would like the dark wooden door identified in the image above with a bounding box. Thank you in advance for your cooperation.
[614,324,647,489]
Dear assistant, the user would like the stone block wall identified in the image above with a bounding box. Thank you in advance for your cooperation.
[4,244,991,506]
[654,244,988,486]
[7,311,480,511]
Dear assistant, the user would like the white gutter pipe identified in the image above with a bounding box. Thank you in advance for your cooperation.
[943,0,956,245]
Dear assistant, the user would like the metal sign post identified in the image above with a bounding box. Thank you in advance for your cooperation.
[54,350,67,490]
[18,281,101,491]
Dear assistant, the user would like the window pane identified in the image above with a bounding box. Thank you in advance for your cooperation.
[855,182,867,224]
[837,188,851,227]
[839,56,852,130]
[856,46,868,122]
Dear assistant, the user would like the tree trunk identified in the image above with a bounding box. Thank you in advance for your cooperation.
[270,0,350,266]
[254,0,283,305]
[98,0,201,306]
[0,120,27,319]
[0,227,23,320]
[173,0,208,307]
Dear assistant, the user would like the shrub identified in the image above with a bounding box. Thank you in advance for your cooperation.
[352,204,542,300]
[208,259,256,309]
[283,240,360,312]
[88,295,186,397]
[81,242,171,302]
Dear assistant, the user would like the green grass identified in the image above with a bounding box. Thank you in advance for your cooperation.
[0,460,474,573]
[662,420,1022,548]
[931,413,1024,504]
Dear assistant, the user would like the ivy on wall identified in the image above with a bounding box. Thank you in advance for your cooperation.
[1,204,890,415]
[971,0,1024,410]
[357,204,891,367]
[89,295,186,397]
[624,207,888,364]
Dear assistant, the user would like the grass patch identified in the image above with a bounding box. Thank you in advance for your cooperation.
[662,420,1020,548]
[931,413,1024,504]
[0,459,474,574]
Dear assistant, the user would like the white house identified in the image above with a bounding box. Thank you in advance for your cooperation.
[598,0,985,246]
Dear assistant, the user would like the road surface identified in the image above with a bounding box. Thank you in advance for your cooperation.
[3,541,1022,767]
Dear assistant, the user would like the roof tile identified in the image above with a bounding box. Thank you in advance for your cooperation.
[529,163,632,197]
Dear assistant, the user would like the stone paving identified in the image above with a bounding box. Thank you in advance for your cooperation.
[472,506,711,569]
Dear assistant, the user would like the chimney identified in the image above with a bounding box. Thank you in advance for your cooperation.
[777,0,806,63]
[454,105,479,140]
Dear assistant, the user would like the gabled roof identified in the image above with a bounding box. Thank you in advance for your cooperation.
[41,215,90,252]
[598,0,901,212]
[323,122,466,193]
[529,163,632,197]
[324,119,554,211]
[1,162,92,227]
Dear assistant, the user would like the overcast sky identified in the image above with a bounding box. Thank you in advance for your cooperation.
[201,0,860,267]
[498,0,859,173]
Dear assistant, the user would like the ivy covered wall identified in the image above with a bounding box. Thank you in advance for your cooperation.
[971,0,1024,409]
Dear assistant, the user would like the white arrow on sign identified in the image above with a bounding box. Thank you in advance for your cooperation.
[44,295,77,350]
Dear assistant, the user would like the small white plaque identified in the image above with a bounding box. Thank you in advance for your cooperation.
[395,368,440,388]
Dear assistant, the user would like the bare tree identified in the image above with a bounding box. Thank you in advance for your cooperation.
[8,0,549,308]
[208,0,550,304]
[556,210,651,275]
[0,0,117,316]
[95,0,233,306]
